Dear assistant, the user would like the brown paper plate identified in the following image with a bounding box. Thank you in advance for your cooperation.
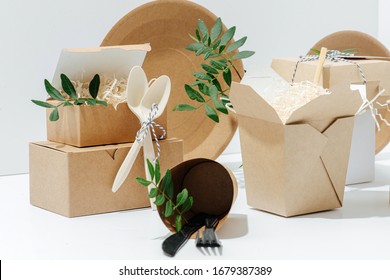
[310,30,390,154]
[101,0,244,160]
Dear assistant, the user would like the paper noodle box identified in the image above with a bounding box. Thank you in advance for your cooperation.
[272,57,390,159]
[230,82,362,217]
[46,44,167,147]
[29,138,183,217]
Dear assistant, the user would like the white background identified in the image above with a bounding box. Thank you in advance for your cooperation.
[0,0,381,175]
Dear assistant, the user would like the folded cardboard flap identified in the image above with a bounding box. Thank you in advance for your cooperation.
[52,44,151,88]
[230,82,362,129]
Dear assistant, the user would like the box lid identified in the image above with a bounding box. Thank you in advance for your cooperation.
[31,139,182,154]
[52,44,151,87]
[230,81,362,125]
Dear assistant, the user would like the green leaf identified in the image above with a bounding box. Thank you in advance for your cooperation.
[181,196,194,213]
[210,60,226,70]
[63,101,73,107]
[185,84,205,102]
[136,177,152,187]
[89,74,100,99]
[213,39,221,50]
[209,85,218,102]
[49,108,59,121]
[44,79,66,101]
[202,34,208,44]
[223,68,232,86]
[173,104,197,111]
[204,51,211,60]
[188,33,199,42]
[175,215,183,232]
[195,46,206,56]
[219,45,226,54]
[226,36,247,53]
[86,99,97,106]
[96,100,108,106]
[185,42,204,52]
[164,201,173,217]
[154,194,165,206]
[155,160,161,184]
[148,187,158,198]
[74,100,85,105]
[201,64,219,75]
[207,36,211,47]
[232,50,255,60]
[213,99,228,115]
[161,169,173,198]
[212,79,222,91]
[208,53,220,59]
[205,104,219,122]
[198,83,209,96]
[60,74,77,99]
[31,100,56,108]
[195,29,201,41]
[210,18,222,42]
[193,72,211,81]
[310,48,320,55]
[176,188,188,208]
[147,159,155,181]
[220,26,236,46]
[198,19,208,37]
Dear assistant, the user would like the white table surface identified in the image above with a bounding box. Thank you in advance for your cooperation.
[1,151,390,260]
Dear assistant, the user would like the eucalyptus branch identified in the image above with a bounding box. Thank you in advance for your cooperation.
[173,17,254,122]
[31,73,107,121]
[136,159,194,232]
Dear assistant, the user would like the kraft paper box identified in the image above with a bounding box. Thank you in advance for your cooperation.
[29,138,183,217]
[271,57,390,98]
[46,44,167,147]
[230,82,362,217]
[271,58,386,184]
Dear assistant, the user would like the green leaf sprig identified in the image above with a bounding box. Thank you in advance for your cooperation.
[32,73,107,121]
[310,48,357,55]
[173,17,255,122]
[136,159,194,232]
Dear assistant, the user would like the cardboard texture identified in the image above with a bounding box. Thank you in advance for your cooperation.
[46,44,169,147]
[158,159,237,233]
[272,57,390,153]
[230,82,362,217]
[29,138,183,217]
[46,102,167,147]
[101,0,243,160]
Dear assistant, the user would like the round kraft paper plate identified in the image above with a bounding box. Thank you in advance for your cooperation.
[310,30,390,154]
[101,0,244,160]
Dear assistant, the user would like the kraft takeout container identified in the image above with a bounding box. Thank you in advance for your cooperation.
[230,81,362,217]
[29,138,183,217]
[46,44,167,147]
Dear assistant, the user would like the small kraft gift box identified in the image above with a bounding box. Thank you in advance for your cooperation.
[29,138,183,217]
[45,44,167,147]
[272,56,390,184]
[230,81,362,217]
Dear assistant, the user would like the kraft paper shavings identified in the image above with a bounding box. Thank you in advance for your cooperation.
[268,81,331,123]
[60,75,128,109]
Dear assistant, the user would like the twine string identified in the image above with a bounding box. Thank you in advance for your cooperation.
[135,103,166,162]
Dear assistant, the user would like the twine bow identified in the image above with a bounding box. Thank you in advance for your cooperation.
[135,103,166,162]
